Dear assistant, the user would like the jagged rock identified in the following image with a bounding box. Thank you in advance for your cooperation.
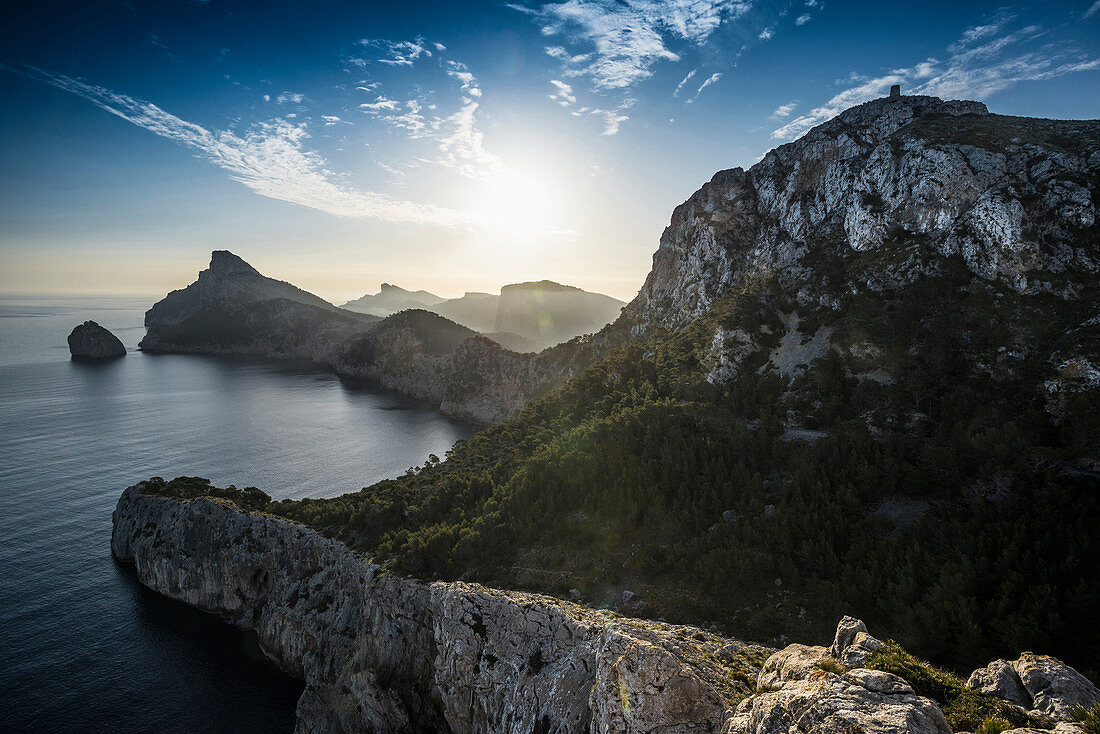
[969,652,1100,720]
[67,320,126,360]
[730,668,950,734]
[830,616,884,667]
[111,485,774,733]
[967,658,1032,709]
[757,644,831,688]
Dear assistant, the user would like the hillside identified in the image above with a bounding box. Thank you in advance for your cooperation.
[269,95,1100,679]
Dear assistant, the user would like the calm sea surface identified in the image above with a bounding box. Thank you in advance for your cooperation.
[0,294,475,733]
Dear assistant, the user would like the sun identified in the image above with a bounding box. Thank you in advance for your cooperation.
[476,168,559,244]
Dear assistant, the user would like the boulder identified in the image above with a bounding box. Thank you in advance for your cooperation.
[966,658,1032,709]
[730,668,950,734]
[67,320,126,360]
[757,644,832,689]
[969,652,1100,721]
[830,616,884,667]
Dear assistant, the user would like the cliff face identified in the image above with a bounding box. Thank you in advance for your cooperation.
[113,487,1099,733]
[626,96,1098,330]
[111,486,774,733]
[140,250,376,363]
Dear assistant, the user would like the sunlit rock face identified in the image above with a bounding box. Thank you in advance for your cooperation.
[67,320,126,359]
[111,485,775,733]
[626,95,1099,331]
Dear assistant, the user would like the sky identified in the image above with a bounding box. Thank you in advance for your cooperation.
[1,0,1098,303]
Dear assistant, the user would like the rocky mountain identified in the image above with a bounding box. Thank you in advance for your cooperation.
[112,480,1100,733]
[339,283,446,317]
[139,251,579,422]
[68,320,126,359]
[121,93,1100,731]
[343,280,625,352]
[495,280,625,349]
[264,93,1100,679]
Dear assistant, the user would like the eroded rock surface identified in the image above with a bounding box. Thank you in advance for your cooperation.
[111,486,773,733]
[968,652,1100,720]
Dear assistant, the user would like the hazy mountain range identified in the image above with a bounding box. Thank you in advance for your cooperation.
[341,281,625,352]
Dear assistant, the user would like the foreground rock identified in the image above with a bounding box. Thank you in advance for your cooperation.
[111,485,773,733]
[731,668,951,734]
[67,320,126,359]
[968,652,1100,720]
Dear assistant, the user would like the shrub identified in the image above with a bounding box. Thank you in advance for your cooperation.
[863,641,1040,732]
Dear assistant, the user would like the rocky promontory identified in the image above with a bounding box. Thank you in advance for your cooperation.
[138,251,593,423]
[68,320,126,359]
[111,485,1099,733]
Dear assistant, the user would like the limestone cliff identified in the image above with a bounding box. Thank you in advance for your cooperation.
[111,485,774,733]
[112,487,1099,733]
[626,95,1098,329]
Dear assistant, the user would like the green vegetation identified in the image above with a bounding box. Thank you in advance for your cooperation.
[816,658,847,675]
[136,251,1100,684]
[1071,702,1100,734]
[975,717,1014,734]
[863,641,1044,731]
[139,476,272,512]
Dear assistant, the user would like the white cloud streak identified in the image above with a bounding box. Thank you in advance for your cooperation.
[673,67,697,96]
[513,0,751,90]
[352,47,501,180]
[770,101,797,118]
[688,71,721,101]
[771,17,1100,140]
[1086,1,1100,18]
[18,66,467,227]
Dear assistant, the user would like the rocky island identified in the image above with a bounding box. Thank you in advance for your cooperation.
[68,320,126,360]
[117,94,1100,732]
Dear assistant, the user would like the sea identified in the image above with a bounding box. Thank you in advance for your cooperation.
[0,294,476,733]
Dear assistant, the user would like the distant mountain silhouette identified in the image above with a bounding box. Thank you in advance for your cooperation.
[342,280,624,351]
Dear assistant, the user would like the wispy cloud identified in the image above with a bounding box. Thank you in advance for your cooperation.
[1086,1,1100,19]
[351,43,501,179]
[512,0,751,91]
[673,68,697,96]
[549,79,577,105]
[357,37,433,66]
[770,101,798,119]
[275,91,304,105]
[771,15,1100,140]
[687,71,721,102]
[794,14,811,26]
[14,66,466,227]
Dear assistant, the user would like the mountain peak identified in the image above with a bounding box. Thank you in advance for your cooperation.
[209,251,260,276]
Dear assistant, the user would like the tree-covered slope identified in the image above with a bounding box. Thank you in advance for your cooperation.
[260,95,1099,680]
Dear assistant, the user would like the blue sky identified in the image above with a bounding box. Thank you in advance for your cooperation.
[1,0,1098,301]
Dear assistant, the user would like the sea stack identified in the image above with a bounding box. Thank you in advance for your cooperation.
[68,321,126,360]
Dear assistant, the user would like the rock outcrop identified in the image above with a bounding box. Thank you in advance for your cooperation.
[626,95,1099,332]
[67,320,126,359]
[111,485,774,733]
[138,252,579,423]
[968,652,1100,720]
[114,485,1100,733]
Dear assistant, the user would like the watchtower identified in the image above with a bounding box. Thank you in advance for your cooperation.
[889,84,901,98]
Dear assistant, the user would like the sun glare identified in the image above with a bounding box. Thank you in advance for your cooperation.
[477,168,559,244]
